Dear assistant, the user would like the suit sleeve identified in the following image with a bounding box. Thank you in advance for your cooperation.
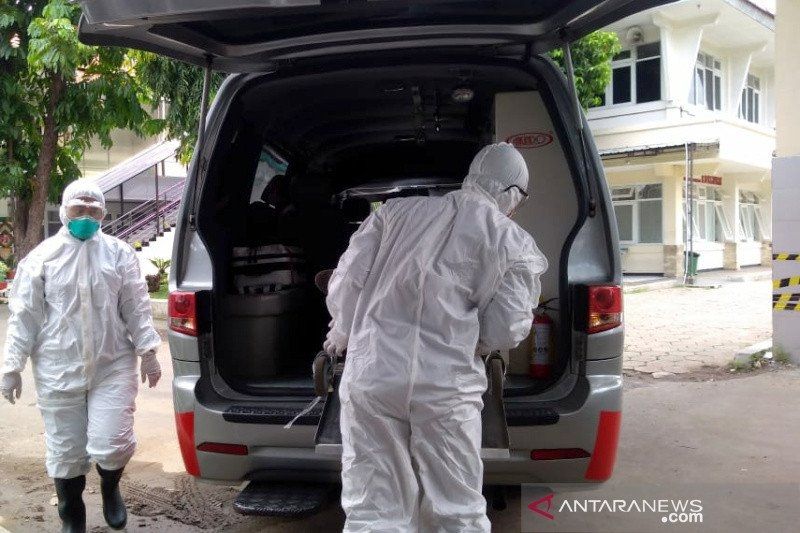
[2,257,45,373]
[325,209,384,348]
[118,247,162,356]
[479,237,548,352]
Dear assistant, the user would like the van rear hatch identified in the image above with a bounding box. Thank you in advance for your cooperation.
[78,0,675,71]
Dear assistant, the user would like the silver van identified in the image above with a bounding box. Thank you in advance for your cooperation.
[79,0,670,516]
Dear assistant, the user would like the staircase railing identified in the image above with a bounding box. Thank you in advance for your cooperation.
[104,179,186,244]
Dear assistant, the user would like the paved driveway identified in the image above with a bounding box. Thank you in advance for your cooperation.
[623,279,772,374]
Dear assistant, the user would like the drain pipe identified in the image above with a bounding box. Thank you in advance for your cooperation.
[683,142,696,285]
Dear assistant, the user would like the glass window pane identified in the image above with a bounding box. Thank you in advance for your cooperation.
[613,67,632,104]
[698,203,707,238]
[754,93,760,123]
[639,184,662,199]
[613,50,631,61]
[714,75,721,110]
[747,89,754,122]
[637,42,660,59]
[636,58,661,102]
[612,186,635,200]
[639,200,662,243]
[705,69,715,110]
[706,203,716,241]
[705,54,714,68]
[614,204,634,241]
[694,68,706,105]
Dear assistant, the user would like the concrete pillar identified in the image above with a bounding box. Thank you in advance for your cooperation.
[653,13,719,106]
[721,177,741,270]
[773,0,800,364]
[661,169,684,278]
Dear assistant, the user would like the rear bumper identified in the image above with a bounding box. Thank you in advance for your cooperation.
[173,357,622,485]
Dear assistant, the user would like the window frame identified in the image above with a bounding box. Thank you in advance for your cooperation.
[690,52,723,111]
[739,73,762,124]
[601,42,663,108]
[611,183,663,244]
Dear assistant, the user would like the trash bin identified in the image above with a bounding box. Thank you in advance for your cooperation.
[684,251,700,276]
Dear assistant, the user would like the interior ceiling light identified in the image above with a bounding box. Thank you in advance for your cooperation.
[451,87,474,103]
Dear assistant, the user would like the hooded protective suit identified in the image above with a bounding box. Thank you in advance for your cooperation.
[1,179,161,479]
[326,143,548,532]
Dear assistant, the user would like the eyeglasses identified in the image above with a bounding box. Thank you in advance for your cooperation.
[503,184,529,202]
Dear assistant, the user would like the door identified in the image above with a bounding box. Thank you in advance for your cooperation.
[78,0,676,71]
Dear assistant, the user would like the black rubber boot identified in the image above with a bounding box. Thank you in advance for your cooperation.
[54,476,86,533]
[96,465,127,530]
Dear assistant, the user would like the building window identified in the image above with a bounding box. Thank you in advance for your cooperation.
[683,186,732,243]
[602,43,662,106]
[738,191,767,241]
[612,184,662,244]
[689,52,722,111]
[738,74,761,124]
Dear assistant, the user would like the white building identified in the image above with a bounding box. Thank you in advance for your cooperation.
[590,0,775,276]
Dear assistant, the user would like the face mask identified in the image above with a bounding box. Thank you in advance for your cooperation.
[67,216,100,240]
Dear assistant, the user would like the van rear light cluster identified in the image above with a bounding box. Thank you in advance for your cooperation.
[197,442,249,456]
[587,285,622,334]
[168,291,197,336]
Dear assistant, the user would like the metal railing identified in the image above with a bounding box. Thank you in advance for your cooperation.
[104,180,186,244]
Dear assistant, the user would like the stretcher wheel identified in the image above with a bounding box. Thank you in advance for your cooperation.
[313,351,331,397]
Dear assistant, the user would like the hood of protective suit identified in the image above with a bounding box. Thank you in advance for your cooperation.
[59,179,106,228]
[462,142,529,215]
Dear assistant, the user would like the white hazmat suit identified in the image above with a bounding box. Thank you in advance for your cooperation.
[1,180,161,479]
[326,143,548,532]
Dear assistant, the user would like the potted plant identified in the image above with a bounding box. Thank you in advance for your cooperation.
[133,241,142,251]
[147,257,170,294]
[4,255,16,280]
[0,260,8,290]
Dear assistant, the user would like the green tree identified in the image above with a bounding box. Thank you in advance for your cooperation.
[0,0,161,259]
[550,31,622,109]
[134,53,225,164]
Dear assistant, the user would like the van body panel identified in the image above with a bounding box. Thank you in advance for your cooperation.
[77,0,676,71]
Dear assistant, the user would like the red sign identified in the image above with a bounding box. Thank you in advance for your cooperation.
[685,175,722,186]
[506,131,554,149]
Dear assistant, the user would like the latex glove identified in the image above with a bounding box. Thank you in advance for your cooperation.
[1,371,22,404]
[140,350,162,388]
[323,335,346,357]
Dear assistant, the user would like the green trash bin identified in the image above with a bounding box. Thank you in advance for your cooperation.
[685,251,700,276]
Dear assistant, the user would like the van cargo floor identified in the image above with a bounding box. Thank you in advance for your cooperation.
[233,481,334,517]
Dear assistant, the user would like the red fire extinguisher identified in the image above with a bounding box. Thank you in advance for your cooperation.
[530,307,555,379]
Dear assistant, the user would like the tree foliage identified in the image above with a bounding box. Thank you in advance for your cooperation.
[0,0,161,258]
[134,52,225,164]
[550,31,622,109]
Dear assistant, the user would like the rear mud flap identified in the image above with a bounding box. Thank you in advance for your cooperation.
[314,353,510,459]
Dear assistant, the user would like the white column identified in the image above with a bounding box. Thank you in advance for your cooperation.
[773,0,800,364]
[653,13,719,107]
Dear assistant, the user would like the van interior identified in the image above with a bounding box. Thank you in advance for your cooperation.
[195,60,580,398]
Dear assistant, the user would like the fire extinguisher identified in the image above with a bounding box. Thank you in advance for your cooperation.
[530,302,556,379]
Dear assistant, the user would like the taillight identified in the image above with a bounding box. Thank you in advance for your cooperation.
[530,448,591,460]
[197,442,249,456]
[587,285,622,334]
[175,412,200,476]
[168,291,197,336]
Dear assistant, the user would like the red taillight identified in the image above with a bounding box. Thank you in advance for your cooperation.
[584,410,622,481]
[168,291,197,336]
[175,412,200,476]
[587,285,622,334]
[530,448,591,461]
[196,442,249,456]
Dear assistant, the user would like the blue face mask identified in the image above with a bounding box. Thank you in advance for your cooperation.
[67,217,100,240]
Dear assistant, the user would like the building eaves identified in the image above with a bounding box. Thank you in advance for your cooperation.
[724,0,775,30]
[599,141,720,160]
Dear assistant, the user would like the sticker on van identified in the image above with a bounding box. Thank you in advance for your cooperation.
[506,132,553,149]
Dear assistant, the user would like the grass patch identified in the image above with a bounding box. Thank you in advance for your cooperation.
[150,280,168,300]
[773,346,792,365]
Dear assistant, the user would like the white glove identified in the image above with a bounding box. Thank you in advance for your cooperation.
[140,350,162,388]
[323,334,346,357]
[1,371,22,404]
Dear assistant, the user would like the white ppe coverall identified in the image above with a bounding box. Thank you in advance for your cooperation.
[327,143,548,532]
[1,180,161,479]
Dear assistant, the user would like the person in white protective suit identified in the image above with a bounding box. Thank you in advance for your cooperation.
[325,142,548,532]
[0,179,162,533]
